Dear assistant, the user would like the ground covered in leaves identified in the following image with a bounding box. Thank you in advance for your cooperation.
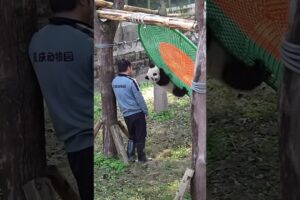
[94,78,280,200]
[207,79,280,200]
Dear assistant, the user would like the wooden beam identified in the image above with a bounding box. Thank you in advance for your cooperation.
[96,0,158,14]
[174,168,194,200]
[110,125,129,165]
[97,9,198,32]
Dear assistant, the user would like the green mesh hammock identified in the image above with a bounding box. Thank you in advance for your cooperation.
[138,24,197,96]
[207,0,289,90]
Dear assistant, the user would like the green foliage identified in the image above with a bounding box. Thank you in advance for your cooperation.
[94,92,102,122]
[94,153,126,180]
[150,110,174,122]
[139,82,153,92]
[171,146,191,159]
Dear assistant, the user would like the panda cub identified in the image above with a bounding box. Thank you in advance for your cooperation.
[207,26,270,91]
[145,63,188,97]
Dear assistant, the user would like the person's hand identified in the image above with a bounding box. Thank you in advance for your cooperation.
[145,115,148,120]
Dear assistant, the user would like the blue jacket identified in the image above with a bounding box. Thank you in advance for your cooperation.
[112,74,148,117]
[28,17,93,152]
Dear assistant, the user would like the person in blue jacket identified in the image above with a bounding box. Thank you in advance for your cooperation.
[112,59,151,163]
[28,0,94,199]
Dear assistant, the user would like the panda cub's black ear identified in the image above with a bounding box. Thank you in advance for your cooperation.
[149,61,155,68]
[145,75,149,80]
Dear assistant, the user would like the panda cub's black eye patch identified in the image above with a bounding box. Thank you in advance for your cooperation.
[153,73,157,76]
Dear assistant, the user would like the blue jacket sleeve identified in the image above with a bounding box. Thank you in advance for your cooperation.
[131,80,149,116]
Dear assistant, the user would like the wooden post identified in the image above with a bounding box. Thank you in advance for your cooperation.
[174,168,194,200]
[191,0,206,199]
[154,0,168,114]
[279,0,300,199]
[0,1,47,199]
[154,85,168,113]
[110,125,129,165]
[94,0,125,156]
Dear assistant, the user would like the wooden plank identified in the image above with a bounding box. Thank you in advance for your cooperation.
[94,120,103,138]
[23,177,60,200]
[97,9,198,32]
[174,168,194,200]
[118,120,129,138]
[46,165,80,200]
[110,125,129,165]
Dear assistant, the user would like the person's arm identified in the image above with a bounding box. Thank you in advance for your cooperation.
[131,80,148,116]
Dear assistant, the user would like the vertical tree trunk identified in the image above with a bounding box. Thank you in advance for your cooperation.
[0,1,47,199]
[191,0,206,199]
[95,0,125,156]
[279,1,300,199]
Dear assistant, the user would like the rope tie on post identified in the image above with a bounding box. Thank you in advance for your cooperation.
[281,39,300,74]
[192,82,206,94]
[129,13,152,24]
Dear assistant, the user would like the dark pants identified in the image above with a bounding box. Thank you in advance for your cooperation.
[67,146,93,200]
[124,112,147,143]
[124,112,147,160]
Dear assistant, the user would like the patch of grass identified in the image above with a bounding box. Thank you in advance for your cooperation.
[94,153,126,180]
[94,92,102,122]
[171,146,191,160]
[150,110,174,122]
[139,81,153,92]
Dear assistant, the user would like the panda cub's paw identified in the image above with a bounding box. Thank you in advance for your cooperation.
[172,86,188,97]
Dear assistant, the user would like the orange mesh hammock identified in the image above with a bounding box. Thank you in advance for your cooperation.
[138,24,197,96]
[207,0,289,90]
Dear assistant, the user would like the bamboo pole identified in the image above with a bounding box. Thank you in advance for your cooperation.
[96,0,195,18]
[97,8,198,32]
[96,0,158,14]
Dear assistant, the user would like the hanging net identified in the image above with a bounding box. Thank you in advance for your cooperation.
[207,0,289,90]
[138,24,197,96]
